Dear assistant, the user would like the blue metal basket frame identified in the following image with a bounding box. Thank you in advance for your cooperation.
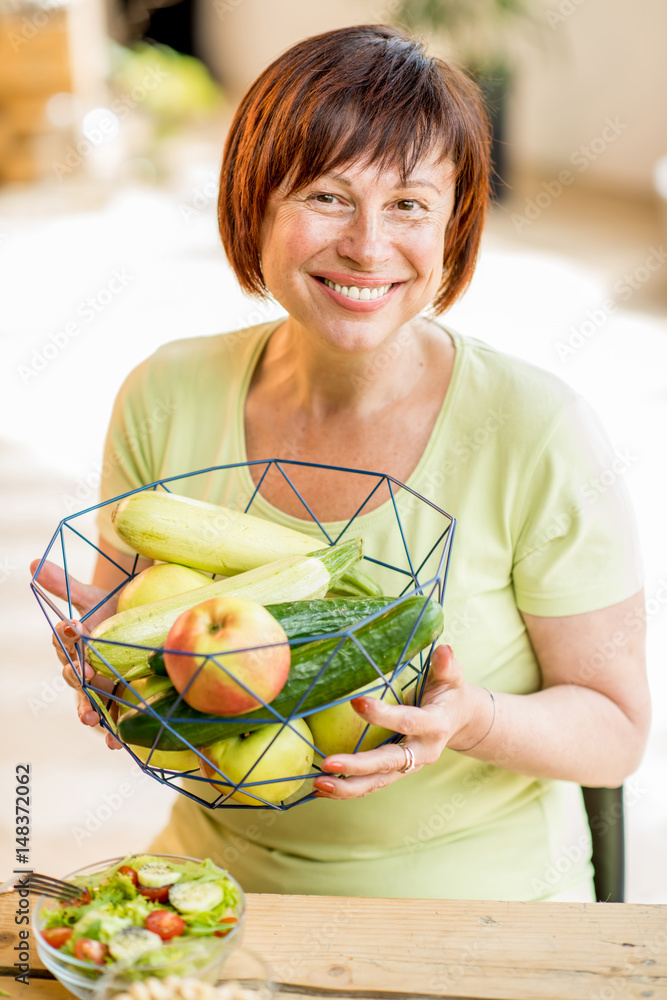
[31,458,456,811]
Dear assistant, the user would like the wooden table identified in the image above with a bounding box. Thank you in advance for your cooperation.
[1,890,665,1000]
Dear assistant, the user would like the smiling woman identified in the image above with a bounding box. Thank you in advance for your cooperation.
[35,24,650,904]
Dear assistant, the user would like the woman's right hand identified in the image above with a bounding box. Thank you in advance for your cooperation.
[30,558,123,749]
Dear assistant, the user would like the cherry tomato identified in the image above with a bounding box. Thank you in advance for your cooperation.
[74,938,109,965]
[213,916,238,938]
[117,865,139,887]
[138,885,170,903]
[42,927,73,949]
[64,888,91,907]
[145,910,185,941]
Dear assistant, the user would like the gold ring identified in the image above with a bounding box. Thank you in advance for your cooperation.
[399,742,416,774]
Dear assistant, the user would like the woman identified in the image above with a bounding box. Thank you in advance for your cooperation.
[36,24,650,902]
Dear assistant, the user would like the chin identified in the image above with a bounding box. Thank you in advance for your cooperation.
[309,310,411,355]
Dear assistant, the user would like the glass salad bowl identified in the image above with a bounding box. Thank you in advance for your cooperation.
[33,854,245,1000]
[96,945,275,1000]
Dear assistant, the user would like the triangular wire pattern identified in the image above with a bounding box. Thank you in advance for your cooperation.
[30,459,455,811]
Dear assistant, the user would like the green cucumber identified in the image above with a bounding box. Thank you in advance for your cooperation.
[117,595,443,751]
[146,595,394,676]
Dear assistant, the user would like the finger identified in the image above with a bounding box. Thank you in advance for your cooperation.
[53,619,87,667]
[62,654,94,690]
[106,732,123,750]
[320,739,419,777]
[313,768,404,800]
[422,643,464,690]
[31,558,92,615]
[345,696,443,739]
[77,689,101,726]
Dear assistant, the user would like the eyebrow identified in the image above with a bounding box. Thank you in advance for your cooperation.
[329,173,442,195]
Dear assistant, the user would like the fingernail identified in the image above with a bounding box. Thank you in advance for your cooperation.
[315,780,335,792]
[350,697,367,711]
[64,626,77,638]
[325,760,343,772]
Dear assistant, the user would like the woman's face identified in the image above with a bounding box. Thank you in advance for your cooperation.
[259,152,457,352]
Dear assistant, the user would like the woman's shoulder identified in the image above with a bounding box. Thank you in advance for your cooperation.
[150,321,274,369]
[443,326,582,440]
[119,322,276,395]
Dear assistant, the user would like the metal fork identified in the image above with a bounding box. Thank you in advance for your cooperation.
[9,873,86,902]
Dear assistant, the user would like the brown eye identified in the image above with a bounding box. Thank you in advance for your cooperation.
[397,199,416,211]
[315,194,335,203]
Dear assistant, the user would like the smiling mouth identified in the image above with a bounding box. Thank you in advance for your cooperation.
[315,276,396,301]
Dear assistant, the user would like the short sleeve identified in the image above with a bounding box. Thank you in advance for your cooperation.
[512,394,643,616]
[95,355,175,555]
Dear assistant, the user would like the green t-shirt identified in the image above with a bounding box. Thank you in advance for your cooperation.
[97,321,643,901]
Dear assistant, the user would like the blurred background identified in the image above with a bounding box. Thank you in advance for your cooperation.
[1,0,666,903]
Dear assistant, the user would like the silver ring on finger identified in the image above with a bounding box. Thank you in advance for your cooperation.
[399,741,416,774]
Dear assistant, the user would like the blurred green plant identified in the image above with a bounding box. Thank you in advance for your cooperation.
[110,41,223,133]
[393,0,540,71]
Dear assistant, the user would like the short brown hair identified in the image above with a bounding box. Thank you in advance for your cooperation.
[218,24,490,314]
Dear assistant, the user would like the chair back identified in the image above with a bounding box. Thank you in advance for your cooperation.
[581,785,625,902]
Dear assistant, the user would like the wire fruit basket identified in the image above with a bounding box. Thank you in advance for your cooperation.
[31,459,455,811]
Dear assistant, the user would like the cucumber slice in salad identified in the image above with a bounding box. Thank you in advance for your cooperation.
[168,881,224,914]
[137,864,182,889]
[108,927,163,962]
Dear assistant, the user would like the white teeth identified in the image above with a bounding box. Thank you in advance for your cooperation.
[323,278,392,300]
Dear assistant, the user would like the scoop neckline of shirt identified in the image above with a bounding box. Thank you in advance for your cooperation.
[234,318,466,533]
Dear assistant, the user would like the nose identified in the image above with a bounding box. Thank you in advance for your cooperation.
[335,206,392,270]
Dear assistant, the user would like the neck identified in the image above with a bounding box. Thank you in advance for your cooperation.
[255,315,444,420]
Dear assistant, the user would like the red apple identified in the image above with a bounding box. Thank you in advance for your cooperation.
[164,596,290,715]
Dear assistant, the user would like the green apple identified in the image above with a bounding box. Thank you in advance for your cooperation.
[307,676,403,757]
[199,718,314,806]
[118,676,199,771]
[128,742,200,772]
[164,596,290,715]
[117,563,212,613]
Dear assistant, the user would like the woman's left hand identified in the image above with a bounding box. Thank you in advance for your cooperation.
[312,644,485,800]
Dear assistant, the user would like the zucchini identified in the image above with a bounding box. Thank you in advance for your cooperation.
[117,595,443,750]
[328,564,383,598]
[87,540,361,677]
[113,487,381,600]
[113,490,339,575]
